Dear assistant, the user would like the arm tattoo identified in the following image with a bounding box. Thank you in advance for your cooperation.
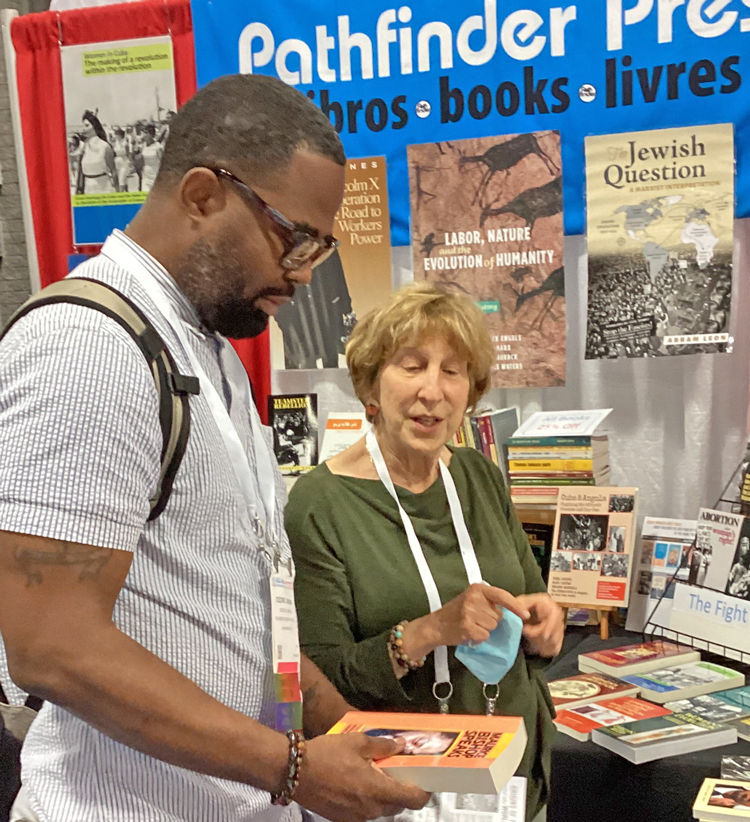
[12,540,112,587]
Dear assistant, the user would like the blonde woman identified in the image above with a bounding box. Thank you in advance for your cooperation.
[286,283,562,822]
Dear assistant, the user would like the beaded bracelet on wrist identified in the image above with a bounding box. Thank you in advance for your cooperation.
[271,729,306,806]
[389,621,427,671]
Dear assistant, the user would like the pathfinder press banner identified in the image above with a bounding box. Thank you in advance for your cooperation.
[190,0,750,245]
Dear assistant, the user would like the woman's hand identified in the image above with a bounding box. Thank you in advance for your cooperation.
[400,584,531,660]
[515,593,564,658]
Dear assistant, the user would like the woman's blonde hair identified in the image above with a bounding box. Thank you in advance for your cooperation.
[346,282,494,415]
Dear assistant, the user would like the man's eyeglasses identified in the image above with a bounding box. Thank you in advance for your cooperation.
[209,167,339,271]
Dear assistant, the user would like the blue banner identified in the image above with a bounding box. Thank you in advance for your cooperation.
[191,0,750,245]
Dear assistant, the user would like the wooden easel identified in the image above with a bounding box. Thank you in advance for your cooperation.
[556,602,617,639]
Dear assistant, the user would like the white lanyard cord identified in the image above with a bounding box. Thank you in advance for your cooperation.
[105,246,278,556]
[366,429,482,706]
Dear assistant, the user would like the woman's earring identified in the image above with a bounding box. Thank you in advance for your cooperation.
[365,402,380,417]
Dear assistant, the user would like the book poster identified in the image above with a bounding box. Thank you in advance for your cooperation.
[625,517,697,634]
[548,488,638,607]
[61,36,176,245]
[268,394,318,477]
[407,133,565,389]
[585,123,734,360]
[665,510,750,656]
[271,157,392,370]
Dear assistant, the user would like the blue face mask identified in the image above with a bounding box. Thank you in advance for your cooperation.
[455,608,524,685]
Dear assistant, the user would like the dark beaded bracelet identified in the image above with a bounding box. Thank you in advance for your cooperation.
[389,621,427,671]
[270,729,306,806]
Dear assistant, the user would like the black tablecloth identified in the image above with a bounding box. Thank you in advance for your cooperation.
[546,633,750,822]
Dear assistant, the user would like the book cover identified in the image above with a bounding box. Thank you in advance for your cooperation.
[585,123,734,361]
[578,641,700,676]
[691,509,750,598]
[693,778,750,818]
[319,412,371,462]
[268,394,318,477]
[664,693,750,724]
[507,435,609,448]
[327,711,527,794]
[622,662,745,703]
[271,156,391,370]
[625,516,698,633]
[509,459,603,473]
[716,686,750,712]
[593,712,736,764]
[547,672,639,710]
[408,133,565,389]
[548,487,638,607]
[722,757,750,781]
[555,696,671,741]
[521,522,555,584]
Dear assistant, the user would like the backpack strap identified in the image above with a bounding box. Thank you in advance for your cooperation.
[0,278,198,520]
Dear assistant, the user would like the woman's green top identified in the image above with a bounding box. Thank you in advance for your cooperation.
[285,447,556,820]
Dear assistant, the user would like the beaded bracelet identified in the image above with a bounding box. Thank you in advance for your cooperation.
[389,621,427,671]
[270,729,306,806]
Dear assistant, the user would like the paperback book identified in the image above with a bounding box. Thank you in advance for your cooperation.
[592,712,737,764]
[578,640,700,676]
[726,717,750,742]
[722,757,750,781]
[693,778,750,820]
[625,517,698,633]
[691,509,750,599]
[554,696,671,741]
[268,394,318,477]
[621,661,745,704]
[327,711,527,794]
[546,672,639,711]
[548,487,638,607]
[663,693,750,724]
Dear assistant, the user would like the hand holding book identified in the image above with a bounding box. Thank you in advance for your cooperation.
[294,732,430,822]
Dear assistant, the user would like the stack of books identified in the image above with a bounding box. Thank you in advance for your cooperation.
[560,640,749,764]
[507,434,612,508]
[451,407,518,483]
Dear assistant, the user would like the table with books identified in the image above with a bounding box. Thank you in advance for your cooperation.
[546,635,750,822]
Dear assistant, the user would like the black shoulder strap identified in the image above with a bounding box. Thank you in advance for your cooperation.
[0,278,199,521]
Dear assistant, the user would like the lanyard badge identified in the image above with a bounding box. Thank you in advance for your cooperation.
[270,564,303,732]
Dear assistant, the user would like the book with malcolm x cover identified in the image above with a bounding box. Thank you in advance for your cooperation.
[327,711,526,794]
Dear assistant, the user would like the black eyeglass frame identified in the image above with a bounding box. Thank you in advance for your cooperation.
[209,167,339,271]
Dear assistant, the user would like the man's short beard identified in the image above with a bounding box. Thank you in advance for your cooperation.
[173,235,283,339]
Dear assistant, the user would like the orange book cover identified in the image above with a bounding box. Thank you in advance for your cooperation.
[327,711,527,794]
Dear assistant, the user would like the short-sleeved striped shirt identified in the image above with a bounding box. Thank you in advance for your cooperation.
[0,231,295,822]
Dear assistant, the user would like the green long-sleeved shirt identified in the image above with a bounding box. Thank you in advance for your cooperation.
[286,447,556,820]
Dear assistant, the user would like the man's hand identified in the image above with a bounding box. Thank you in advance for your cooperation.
[295,733,430,822]
[516,593,564,658]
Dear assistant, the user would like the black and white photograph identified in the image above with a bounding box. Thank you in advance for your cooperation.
[609,494,636,513]
[688,544,713,586]
[637,570,652,595]
[573,552,602,572]
[551,551,572,573]
[558,514,609,552]
[640,541,655,565]
[721,755,750,781]
[268,394,319,477]
[666,695,748,724]
[454,794,501,812]
[726,532,750,600]
[61,36,176,199]
[601,553,628,578]
[607,525,627,553]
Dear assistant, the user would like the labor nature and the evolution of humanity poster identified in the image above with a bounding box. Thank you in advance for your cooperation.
[585,123,734,360]
[408,132,565,389]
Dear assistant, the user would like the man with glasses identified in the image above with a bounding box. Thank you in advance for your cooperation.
[0,74,428,822]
